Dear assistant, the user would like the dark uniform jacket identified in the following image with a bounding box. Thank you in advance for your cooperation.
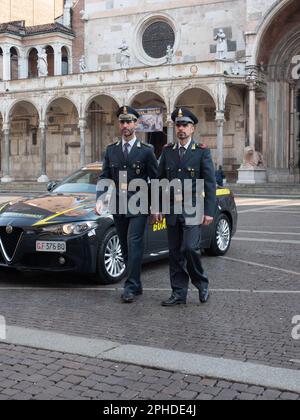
[158,139,216,226]
[97,139,158,217]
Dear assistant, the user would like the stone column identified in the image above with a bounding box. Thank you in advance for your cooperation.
[1,123,14,183]
[167,117,174,144]
[2,45,11,81]
[216,111,225,168]
[54,45,62,76]
[248,82,257,150]
[79,119,87,167]
[18,50,28,79]
[37,122,49,183]
[289,81,296,175]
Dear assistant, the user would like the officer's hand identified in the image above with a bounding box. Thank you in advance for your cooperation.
[202,216,214,226]
[95,200,104,216]
[158,213,164,223]
[150,213,163,224]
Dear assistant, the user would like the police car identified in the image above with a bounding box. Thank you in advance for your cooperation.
[0,163,237,284]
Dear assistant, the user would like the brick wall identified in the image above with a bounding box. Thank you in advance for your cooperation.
[0,0,64,26]
[72,0,85,74]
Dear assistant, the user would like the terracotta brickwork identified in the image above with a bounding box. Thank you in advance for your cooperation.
[0,0,64,26]
[71,0,85,73]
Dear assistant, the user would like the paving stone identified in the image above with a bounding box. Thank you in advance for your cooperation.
[216,390,239,400]
[237,392,257,400]
[176,390,198,399]
[196,393,214,400]
[280,392,300,400]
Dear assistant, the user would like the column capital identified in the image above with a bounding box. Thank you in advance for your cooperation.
[248,81,258,91]
[78,118,87,130]
[2,44,11,55]
[215,110,225,123]
[39,121,47,130]
[166,116,174,126]
[2,122,11,132]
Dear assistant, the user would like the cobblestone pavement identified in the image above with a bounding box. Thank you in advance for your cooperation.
[0,197,300,399]
[0,343,299,400]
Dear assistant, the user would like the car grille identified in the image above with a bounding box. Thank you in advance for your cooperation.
[0,227,23,261]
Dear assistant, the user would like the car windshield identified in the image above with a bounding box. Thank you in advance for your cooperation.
[53,169,98,194]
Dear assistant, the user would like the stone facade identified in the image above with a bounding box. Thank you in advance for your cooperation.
[0,0,299,183]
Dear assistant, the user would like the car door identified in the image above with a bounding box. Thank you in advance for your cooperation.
[145,217,168,255]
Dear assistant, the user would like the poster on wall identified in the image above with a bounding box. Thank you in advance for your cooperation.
[136,107,164,132]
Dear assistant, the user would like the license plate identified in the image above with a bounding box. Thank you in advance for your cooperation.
[36,241,66,253]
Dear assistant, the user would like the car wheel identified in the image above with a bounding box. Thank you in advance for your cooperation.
[207,214,232,256]
[95,228,126,284]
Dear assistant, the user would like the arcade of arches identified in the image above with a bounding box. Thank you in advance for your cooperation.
[0,45,70,80]
[0,88,246,182]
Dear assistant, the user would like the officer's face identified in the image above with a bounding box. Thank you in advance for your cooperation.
[175,122,195,142]
[119,120,138,138]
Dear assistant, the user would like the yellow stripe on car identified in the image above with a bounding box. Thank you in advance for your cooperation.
[202,189,231,198]
[32,205,86,226]
[0,203,8,212]
[217,189,231,196]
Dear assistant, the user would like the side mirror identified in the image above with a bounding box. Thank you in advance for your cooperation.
[47,181,57,192]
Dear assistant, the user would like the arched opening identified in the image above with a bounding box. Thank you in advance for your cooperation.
[46,98,79,179]
[45,45,55,77]
[256,0,300,182]
[225,87,247,181]
[61,47,69,75]
[0,48,3,81]
[86,95,120,162]
[10,47,19,80]
[175,88,216,158]
[8,101,39,180]
[130,91,167,158]
[28,48,39,78]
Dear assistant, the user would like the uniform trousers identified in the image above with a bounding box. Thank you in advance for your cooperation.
[114,215,148,294]
[167,215,209,301]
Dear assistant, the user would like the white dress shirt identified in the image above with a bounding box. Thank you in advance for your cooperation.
[122,137,137,154]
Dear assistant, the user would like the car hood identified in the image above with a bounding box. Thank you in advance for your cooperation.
[0,193,97,227]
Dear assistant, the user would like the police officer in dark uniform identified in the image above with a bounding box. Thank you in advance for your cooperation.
[96,106,158,303]
[157,108,216,306]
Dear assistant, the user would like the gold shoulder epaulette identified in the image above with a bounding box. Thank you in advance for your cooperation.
[108,140,120,147]
[141,142,153,148]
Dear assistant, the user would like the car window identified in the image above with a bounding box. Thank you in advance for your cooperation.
[53,170,98,194]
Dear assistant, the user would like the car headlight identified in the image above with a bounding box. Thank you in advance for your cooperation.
[41,221,98,236]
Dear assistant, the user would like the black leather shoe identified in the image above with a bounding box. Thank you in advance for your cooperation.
[199,288,210,303]
[161,295,186,307]
[121,293,135,303]
[134,290,143,296]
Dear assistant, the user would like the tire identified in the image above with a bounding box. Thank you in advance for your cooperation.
[206,213,232,256]
[94,228,126,285]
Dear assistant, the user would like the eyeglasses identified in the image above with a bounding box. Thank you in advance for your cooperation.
[176,122,189,128]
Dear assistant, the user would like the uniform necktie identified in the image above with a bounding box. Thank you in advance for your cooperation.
[123,142,130,160]
[179,146,186,161]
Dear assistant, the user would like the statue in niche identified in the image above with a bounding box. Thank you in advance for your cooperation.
[214,29,228,60]
[231,61,241,75]
[166,45,174,64]
[79,55,87,73]
[119,40,130,69]
[38,48,48,77]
